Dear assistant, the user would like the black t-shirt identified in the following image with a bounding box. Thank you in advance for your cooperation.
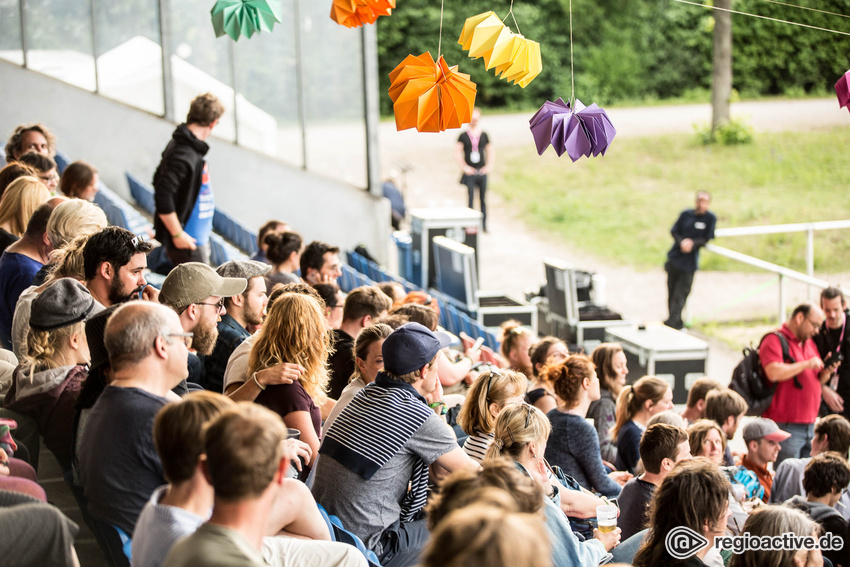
[617,476,656,540]
[814,315,850,413]
[327,329,355,400]
[458,131,490,169]
[78,386,166,535]
[0,228,18,256]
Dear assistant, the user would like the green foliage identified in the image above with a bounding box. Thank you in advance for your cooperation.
[694,117,754,145]
[377,0,850,114]
[493,127,850,273]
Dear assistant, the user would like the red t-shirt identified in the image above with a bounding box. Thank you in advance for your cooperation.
[760,323,822,424]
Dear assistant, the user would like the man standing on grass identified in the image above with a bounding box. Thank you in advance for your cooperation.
[664,190,716,330]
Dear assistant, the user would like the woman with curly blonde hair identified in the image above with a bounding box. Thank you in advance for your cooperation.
[249,291,331,464]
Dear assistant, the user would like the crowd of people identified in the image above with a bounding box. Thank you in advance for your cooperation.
[1,96,850,567]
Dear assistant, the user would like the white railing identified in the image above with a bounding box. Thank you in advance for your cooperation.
[705,220,850,322]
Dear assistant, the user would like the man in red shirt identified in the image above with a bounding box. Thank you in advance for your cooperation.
[760,302,839,465]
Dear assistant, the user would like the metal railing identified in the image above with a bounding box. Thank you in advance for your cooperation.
[704,220,850,322]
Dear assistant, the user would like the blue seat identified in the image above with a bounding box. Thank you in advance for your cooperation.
[209,233,249,266]
[54,150,71,174]
[316,504,382,567]
[125,172,156,215]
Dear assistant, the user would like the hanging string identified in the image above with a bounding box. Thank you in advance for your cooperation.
[569,0,574,106]
[671,0,850,37]
[437,0,445,58]
[501,0,522,35]
[752,0,850,20]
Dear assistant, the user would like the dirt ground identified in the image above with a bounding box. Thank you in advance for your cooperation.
[377,98,850,383]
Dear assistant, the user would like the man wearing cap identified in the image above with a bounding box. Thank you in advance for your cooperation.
[312,322,478,567]
[761,302,838,465]
[79,302,191,535]
[200,260,270,393]
[159,262,246,390]
[741,418,792,501]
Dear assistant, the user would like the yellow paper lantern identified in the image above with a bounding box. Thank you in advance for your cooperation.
[388,52,477,133]
[458,11,542,88]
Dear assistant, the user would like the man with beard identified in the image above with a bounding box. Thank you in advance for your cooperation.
[200,260,270,393]
[159,262,246,390]
[83,226,154,307]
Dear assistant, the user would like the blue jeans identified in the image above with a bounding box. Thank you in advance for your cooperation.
[775,422,815,466]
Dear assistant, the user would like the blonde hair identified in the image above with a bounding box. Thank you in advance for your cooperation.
[422,504,551,567]
[459,369,527,435]
[0,176,50,236]
[612,376,670,439]
[46,199,107,249]
[248,292,331,406]
[485,403,551,462]
[24,321,85,374]
[45,234,91,283]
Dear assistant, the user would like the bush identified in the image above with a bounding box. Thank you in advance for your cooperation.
[694,118,754,146]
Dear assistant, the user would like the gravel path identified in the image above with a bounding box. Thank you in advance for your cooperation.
[377,98,850,382]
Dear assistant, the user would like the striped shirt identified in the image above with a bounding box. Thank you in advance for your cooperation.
[463,431,495,463]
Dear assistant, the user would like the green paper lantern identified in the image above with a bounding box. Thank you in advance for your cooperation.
[211,0,283,41]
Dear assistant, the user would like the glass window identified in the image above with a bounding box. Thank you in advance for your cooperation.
[23,0,97,92]
[298,0,367,188]
[168,1,236,141]
[94,0,164,115]
[233,3,302,167]
[0,0,23,65]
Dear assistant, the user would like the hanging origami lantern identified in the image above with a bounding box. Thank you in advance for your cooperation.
[330,0,395,28]
[835,70,850,113]
[458,11,542,88]
[388,52,477,133]
[529,98,616,162]
[211,0,283,41]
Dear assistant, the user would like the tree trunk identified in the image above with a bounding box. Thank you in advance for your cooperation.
[711,0,732,130]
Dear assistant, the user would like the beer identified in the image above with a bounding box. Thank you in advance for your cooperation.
[597,521,617,533]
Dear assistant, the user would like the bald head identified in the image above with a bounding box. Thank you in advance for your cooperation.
[105,301,180,370]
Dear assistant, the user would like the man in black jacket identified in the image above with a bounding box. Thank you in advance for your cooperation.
[664,191,716,330]
[153,93,224,266]
[815,287,850,419]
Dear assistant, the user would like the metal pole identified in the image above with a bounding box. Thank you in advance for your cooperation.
[361,24,381,196]
[19,0,28,68]
[89,0,99,93]
[806,227,814,299]
[779,274,786,325]
[293,0,308,170]
[228,39,238,145]
[158,0,175,120]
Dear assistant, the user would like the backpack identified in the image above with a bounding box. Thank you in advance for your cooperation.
[730,332,793,416]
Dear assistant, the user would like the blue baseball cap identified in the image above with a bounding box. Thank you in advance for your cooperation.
[382,322,452,375]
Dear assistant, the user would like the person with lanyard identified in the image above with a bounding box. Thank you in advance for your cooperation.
[455,108,494,232]
[814,286,850,420]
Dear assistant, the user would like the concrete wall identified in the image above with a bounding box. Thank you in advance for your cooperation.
[0,61,392,264]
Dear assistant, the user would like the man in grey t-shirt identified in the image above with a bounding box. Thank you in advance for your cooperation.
[312,323,478,567]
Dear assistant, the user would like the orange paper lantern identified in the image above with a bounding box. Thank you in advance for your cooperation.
[388,52,477,133]
[330,0,395,28]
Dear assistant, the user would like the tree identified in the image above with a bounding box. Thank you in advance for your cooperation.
[711,0,732,129]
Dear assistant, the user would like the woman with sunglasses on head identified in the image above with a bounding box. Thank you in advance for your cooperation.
[526,337,569,414]
[459,368,527,463]
[499,320,535,378]
[544,355,632,498]
[487,403,619,567]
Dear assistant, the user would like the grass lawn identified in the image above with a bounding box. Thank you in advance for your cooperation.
[493,126,850,273]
